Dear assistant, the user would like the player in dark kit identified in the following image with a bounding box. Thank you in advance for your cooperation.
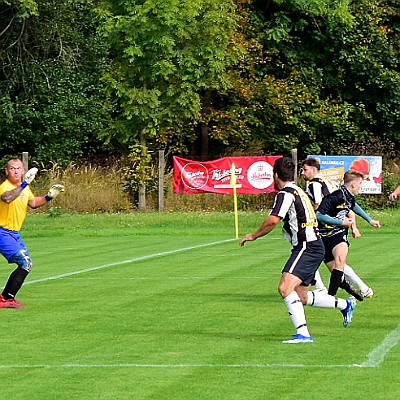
[240,157,356,344]
[316,170,381,299]
[301,158,374,299]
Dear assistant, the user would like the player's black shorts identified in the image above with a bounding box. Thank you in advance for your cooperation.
[322,232,349,264]
[282,239,325,286]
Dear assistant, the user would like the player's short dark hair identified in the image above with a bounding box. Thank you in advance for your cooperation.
[7,156,21,163]
[301,157,320,170]
[273,157,295,182]
[6,157,22,168]
[344,169,364,184]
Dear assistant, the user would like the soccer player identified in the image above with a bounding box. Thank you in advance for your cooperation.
[240,157,356,344]
[301,158,374,299]
[0,157,64,308]
[389,185,400,201]
[316,170,381,298]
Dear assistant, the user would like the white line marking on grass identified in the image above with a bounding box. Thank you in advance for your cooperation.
[25,239,237,285]
[1,325,399,370]
[59,276,268,281]
[14,237,398,371]
[360,323,400,368]
[0,362,370,369]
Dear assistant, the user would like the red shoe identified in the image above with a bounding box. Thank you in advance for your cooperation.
[0,297,23,309]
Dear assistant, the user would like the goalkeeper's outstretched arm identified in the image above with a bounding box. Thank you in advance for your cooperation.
[28,184,65,209]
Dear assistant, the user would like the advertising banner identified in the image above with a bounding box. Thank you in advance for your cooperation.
[308,155,382,194]
[173,156,282,194]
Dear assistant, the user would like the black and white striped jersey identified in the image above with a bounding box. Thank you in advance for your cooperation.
[270,182,321,246]
[306,174,338,206]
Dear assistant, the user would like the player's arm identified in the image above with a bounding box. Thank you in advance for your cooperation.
[306,182,320,210]
[347,210,361,238]
[1,185,25,203]
[389,185,400,201]
[316,211,353,228]
[310,182,323,210]
[353,203,381,228]
[239,215,281,246]
[316,191,352,227]
[28,197,48,209]
[28,184,65,209]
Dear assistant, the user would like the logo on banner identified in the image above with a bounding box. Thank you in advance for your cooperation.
[181,162,208,190]
[247,161,274,189]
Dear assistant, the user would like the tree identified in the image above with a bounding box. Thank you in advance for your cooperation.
[95,0,241,207]
[95,0,239,152]
[327,0,400,147]
[207,0,400,158]
[254,0,400,156]
[0,0,111,165]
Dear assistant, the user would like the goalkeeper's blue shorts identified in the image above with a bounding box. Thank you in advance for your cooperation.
[0,227,27,261]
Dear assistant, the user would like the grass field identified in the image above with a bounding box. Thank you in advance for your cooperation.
[0,210,399,399]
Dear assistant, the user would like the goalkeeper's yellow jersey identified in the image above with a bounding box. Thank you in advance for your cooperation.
[0,179,34,231]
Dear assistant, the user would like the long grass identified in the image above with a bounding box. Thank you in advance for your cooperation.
[0,211,398,399]
[27,160,400,213]
[31,163,133,213]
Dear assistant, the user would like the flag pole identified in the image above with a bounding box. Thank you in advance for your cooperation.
[230,163,239,239]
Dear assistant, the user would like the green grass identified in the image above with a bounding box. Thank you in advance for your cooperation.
[0,211,399,399]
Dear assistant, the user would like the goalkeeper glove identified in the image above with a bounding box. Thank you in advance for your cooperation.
[45,184,65,201]
[20,167,38,189]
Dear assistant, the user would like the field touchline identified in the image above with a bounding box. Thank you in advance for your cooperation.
[25,238,238,285]
[360,323,400,368]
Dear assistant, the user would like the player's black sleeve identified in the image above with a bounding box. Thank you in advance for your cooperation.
[316,190,343,217]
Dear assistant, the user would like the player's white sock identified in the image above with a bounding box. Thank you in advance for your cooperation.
[307,290,347,310]
[314,269,327,290]
[284,292,310,337]
[344,264,369,293]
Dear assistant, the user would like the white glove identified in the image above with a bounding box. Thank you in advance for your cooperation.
[24,168,38,184]
[47,184,65,199]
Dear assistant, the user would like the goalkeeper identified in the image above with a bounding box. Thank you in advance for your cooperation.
[0,157,65,308]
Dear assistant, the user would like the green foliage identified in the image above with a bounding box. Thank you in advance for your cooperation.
[329,0,400,144]
[206,0,400,159]
[120,143,156,205]
[96,0,239,151]
[0,0,111,166]
[46,206,63,218]
[261,0,400,155]
[0,0,39,17]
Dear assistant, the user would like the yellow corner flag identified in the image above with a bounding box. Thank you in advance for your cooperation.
[230,163,239,239]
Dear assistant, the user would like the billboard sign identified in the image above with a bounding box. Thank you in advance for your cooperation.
[308,155,382,194]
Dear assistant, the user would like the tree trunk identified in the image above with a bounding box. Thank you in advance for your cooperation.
[200,122,209,161]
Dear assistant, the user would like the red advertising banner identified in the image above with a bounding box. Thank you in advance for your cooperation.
[173,155,282,194]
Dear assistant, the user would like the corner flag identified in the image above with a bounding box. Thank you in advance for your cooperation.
[230,163,239,239]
